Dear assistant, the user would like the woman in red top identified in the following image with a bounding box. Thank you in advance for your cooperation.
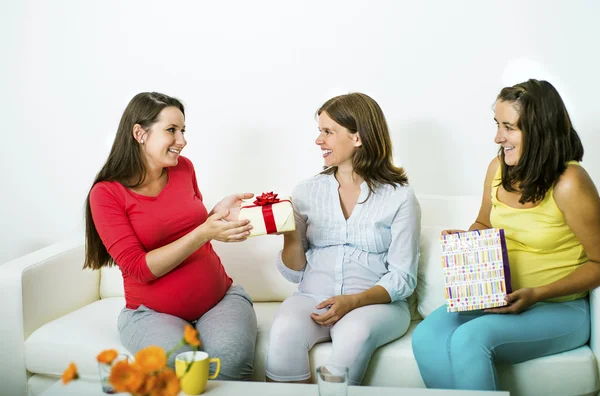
[84,92,257,380]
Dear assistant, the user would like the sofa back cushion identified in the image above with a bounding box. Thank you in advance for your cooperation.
[100,265,125,299]
[213,236,298,301]
[99,194,481,318]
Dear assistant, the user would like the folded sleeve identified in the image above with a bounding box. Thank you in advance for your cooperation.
[89,184,157,284]
[276,250,305,284]
[376,188,421,302]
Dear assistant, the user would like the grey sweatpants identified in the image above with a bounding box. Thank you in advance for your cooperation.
[117,285,257,381]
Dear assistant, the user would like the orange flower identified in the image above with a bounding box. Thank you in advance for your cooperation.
[136,373,158,395]
[109,360,144,394]
[61,362,79,384]
[149,368,181,396]
[135,346,167,374]
[96,349,119,365]
[184,324,201,347]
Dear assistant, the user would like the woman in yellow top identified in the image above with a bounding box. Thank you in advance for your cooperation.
[412,79,600,391]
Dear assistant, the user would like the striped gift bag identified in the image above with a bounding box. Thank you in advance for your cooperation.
[440,229,512,312]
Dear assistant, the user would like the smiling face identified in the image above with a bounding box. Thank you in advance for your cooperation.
[494,100,523,166]
[315,111,362,171]
[135,106,186,169]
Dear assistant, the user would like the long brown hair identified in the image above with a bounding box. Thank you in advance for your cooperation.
[84,92,185,270]
[317,92,408,195]
[496,79,583,204]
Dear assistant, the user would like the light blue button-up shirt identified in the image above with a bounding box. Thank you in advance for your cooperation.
[276,173,421,303]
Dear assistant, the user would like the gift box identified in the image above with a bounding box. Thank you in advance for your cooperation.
[440,228,512,312]
[238,192,296,237]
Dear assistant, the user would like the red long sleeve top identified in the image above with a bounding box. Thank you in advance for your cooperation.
[89,156,232,321]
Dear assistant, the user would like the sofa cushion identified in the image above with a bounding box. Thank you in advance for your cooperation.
[213,237,298,302]
[99,266,125,299]
[417,194,480,229]
[24,298,129,381]
[416,226,447,318]
[496,347,600,396]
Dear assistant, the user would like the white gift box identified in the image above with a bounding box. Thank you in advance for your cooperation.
[238,193,295,237]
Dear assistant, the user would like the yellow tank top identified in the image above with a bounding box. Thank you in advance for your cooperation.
[490,161,588,302]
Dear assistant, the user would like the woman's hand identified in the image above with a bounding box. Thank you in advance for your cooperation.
[211,193,254,221]
[484,288,540,314]
[200,210,253,243]
[441,229,466,235]
[310,295,358,327]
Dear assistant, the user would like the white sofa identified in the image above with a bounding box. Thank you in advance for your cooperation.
[1,195,599,396]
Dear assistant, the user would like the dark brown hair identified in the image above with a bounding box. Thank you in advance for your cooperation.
[496,79,583,204]
[84,92,185,270]
[317,92,408,196]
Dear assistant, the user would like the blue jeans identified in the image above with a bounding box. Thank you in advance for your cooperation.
[412,298,590,391]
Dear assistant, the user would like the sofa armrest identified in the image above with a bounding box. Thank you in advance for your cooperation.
[0,237,100,396]
[590,286,600,382]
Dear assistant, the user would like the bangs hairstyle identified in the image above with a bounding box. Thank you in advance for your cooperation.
[317,92,408,196]
[84,92,185,270]
[496,79,583,204]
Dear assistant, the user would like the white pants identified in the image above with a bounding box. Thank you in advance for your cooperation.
[266,294,411,385]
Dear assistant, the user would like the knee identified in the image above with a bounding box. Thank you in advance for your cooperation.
[203,325,256,381]
[214,342,256,381]
[266,328,310,371]
[449,326,491,360]
[213,317,257,380]
[266,346,310,382]
[340,324,375,352]
[266,327,312,380]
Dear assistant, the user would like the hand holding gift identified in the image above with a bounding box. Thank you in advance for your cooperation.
[440,228,512,312]
[239,192,296,237]
[202,210,253,242]
[211,193,255,221]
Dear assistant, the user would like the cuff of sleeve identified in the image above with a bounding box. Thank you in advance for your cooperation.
[276,250,305,283]
[376,279,398,303]
[140,255,158,283]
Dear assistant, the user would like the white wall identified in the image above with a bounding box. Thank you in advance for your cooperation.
[2,0,599,264]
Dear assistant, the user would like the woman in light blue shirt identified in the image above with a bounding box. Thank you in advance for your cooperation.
[266,93,421,385]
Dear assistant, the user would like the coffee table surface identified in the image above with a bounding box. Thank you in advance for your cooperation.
[43,379,509,395]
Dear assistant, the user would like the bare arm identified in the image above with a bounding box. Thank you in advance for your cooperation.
[534,165,600,300]
[349,285,391,307]
[311,285,391,327]
[281,213,308,271]
[469,157,499,231]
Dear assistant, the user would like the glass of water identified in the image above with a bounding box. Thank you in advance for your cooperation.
[98,354,129,394]
[316,365,349,396]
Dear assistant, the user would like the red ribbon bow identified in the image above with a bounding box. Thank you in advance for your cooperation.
[253,192,281,206]
[242,192,289,234]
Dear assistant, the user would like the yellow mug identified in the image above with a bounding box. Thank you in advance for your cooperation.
[175,351,220,395]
